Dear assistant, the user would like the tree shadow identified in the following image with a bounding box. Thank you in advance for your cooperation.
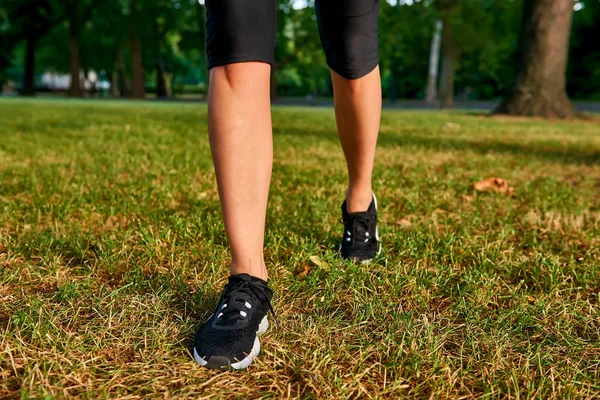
[377,132,600,166]
[274,126,600,166]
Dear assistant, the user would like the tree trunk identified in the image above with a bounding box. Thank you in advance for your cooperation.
[495,0,576,118]
[116,48,129,98]
[110,69,118,97]
[439,10,458,108]
[130,30,145,99]
[164,73,173,97]
[68,32,83,97]
[129,0,145,99]
[156,58,168,98]
[23,36,37,96]
[426,20,443,104]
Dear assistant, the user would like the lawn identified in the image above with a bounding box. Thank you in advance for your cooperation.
[0,98,599,399]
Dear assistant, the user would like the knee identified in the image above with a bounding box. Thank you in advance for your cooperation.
[219,64,249,89]
[332,69,370,94]
[212,63,270,91]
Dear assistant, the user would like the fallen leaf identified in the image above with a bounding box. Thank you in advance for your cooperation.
[125,124,131,132]
[444,122,461,130]
[472,177,515,196]
[297,264,311,277]
[397,219,412,228]
[462,194,474,203]
[309,255,327,268]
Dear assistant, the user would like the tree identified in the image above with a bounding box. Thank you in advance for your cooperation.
[495,0,577,118]
[276,1,329,99]
[145,0,199,98]
[78,0,131,98]
[425,20,443,104]
[3,0,65,95]
[178,0,209,91]
[0,5,15,85]
[379,0,436,101]
[433,0,521,107]
[146,0,179,98]
[129,0,145,99]
[567,0,600,100]
[437,0,459,108]
[271,0,295,100]
[65,0,105,97]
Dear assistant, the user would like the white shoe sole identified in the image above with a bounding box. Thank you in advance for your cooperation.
[194,315,269,370]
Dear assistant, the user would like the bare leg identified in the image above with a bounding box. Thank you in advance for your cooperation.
[208,62,272,281]
[331,66,382,213]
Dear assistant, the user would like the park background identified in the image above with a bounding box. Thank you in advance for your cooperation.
[1,0,600,398]
[1,0,599,113]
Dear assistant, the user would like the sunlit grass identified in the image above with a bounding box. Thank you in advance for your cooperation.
[1,98,599,398]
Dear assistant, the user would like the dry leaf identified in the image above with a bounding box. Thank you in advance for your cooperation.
[125,124,131,132]
[309,255,326,268]
[462,194,474,203]
[297,264,311,277]
[472,177,515,196]
[397,219,412,228]
[444,122,461,130]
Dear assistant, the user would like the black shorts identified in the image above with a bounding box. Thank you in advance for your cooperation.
[206,0,380,80]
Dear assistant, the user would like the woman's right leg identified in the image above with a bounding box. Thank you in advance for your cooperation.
[194,0,277,371]
[205,0,276,281]
[209,63,272,282]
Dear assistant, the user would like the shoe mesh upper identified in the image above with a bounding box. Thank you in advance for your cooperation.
[195,274,273,362]
[340,197,379,261]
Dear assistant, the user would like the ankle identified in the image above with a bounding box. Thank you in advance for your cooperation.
[230,257,269,281]
[346,186,373,213]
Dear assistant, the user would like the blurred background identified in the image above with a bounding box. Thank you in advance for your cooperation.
[0,0,598,112]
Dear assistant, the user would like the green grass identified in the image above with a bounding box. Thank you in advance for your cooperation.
[0,98,599,399]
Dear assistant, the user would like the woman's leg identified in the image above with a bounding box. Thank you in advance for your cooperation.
[316,0,382,261]
[331,67,381,213]
[315,1,381,213]
[194,0,277,371]
[208,63,272,281]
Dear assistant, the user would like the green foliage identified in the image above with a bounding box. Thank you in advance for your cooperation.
[0,0,66,84]
[0,0,598,100]
[438,0,522,99]
[568,0,600,99]
[276,2,331,97]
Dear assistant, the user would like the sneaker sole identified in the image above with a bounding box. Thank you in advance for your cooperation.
[193,315,269,371]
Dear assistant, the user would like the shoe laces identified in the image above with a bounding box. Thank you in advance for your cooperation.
[341,213,374,245]
[214,278,279,328]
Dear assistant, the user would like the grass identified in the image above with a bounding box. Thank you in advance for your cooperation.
[0,98,599,399]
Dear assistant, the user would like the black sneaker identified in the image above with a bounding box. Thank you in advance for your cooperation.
[193,274,275,370]
[339,194,381,262]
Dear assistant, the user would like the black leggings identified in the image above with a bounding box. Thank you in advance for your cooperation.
[205,0,380,80]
